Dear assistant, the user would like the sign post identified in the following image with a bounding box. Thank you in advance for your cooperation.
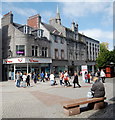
[14,64,16,80]
[81,65,88,82]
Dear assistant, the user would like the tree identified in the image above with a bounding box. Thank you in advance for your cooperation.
[96,42,115,68]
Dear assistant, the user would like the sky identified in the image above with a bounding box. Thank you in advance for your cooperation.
[1,0,114,50]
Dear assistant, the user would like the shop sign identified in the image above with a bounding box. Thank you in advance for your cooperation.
[3,58,52,64]
[29,59,39,63]
[3,58,25,64]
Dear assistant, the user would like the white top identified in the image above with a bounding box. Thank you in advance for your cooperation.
[64,72,68,78]
[22,75,27,81]
[100,70,106,77]
[50,74,54,80]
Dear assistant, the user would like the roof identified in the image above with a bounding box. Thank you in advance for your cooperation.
[41,22,63,36]
[13,23,23,28]
[78,33,99,43]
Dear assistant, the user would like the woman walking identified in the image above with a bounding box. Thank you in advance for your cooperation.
[26,73,30,86]
[73,73,81,88]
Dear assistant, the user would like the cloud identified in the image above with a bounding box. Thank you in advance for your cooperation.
[2,3,38,17]
[61,2,113,27]
[62,2,112,18]
[79,28,113,50]
[41,11,55,22]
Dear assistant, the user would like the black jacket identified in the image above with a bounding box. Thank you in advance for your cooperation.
[73,75,78,83]
[26,75,30,83]
[91,81,105,98]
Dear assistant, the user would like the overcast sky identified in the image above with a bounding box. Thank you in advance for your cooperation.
[1,0,114,50]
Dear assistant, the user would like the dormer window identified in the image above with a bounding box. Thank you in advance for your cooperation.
[37,29,43,38]
[23,25,28,34]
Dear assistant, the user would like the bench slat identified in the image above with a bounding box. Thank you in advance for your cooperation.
[63,97,106,109]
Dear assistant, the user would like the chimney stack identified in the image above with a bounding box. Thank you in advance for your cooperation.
[2,11,13,27]
[27,14,41,29]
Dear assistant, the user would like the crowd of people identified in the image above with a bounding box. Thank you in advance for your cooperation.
[15,69,106,98]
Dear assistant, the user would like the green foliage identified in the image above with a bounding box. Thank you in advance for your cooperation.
[96,43,115,68]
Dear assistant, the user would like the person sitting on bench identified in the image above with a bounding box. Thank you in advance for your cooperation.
[91,77,105,98]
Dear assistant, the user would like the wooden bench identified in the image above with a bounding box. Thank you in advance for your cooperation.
[63,97,106,116]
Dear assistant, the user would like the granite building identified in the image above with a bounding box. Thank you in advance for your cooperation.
[2,12,52,81]
[2,9,100,80]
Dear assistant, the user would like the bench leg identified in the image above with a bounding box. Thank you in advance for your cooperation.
[87,103,95,110]
[94,102,105,110]
[64,106,80,116]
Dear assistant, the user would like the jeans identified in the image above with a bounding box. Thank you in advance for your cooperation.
[60,79,64,85]
[16,80,20,87]
[50,80,54,85]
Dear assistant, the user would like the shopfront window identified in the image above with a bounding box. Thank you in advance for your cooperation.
[16,45,25,56]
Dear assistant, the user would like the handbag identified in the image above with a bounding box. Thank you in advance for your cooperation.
[87,91,93,98]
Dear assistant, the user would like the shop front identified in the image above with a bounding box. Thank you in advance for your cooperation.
[3,57,52,80]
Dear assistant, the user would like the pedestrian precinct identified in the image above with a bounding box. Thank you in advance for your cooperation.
[26,73,30,86]
[100,69,106,83]
[15,72,21,87]
[22,72,27,88]
[40,71,45,82]
[73,72,81,88]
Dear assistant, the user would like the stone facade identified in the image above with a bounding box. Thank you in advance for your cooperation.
[2,10,100,80]
[2,12,51,81]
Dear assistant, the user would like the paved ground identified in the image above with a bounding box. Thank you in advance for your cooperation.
[0,76,115,119]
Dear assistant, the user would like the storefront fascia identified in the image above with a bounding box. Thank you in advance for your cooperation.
[3,57,52,80]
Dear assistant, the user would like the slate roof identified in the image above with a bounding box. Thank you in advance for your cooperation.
[41,22,63,36]
[13,23,23,28]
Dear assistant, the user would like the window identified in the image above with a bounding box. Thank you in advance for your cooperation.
[42,47,48,57]
[54,35,58,43]
[23,25,29,34]
[16,45,25,56]
[60,37,64,44]
[76,53,77,60]
[35,46,38,56]
[32,46,39,56]
[32,46,35,56]
[37,29,43,38]
[55,49,59,59]
[61,50,64,59]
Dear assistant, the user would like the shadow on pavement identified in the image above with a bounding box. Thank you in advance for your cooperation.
[87,97,115,119]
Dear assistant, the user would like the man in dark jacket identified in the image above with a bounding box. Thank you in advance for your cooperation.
[73,73,81,88]
[91,77,105,98]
